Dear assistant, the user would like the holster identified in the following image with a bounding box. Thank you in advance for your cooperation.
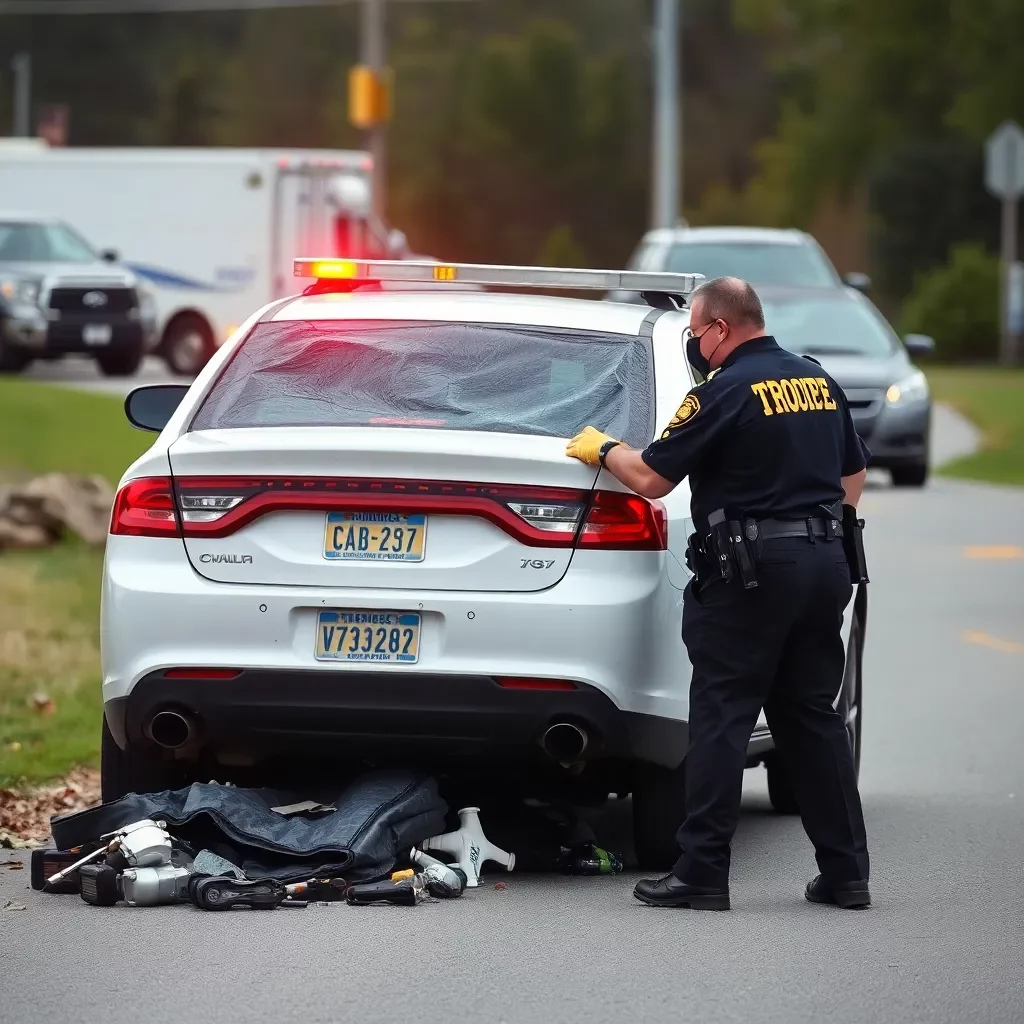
[707,509,759,590]
[841,504,869,584]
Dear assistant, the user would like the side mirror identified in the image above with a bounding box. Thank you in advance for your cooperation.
[101,249,119,263]
[903,333,936,358]
[125,384,190,432]
[843,271,871,292]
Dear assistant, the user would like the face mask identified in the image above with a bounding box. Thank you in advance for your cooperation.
[686,332,711,379]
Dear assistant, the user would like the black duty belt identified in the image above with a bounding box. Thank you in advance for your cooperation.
[756,516,844,541]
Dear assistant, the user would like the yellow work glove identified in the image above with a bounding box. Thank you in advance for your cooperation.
[566,426,615,468]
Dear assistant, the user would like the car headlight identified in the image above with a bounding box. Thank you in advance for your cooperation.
[886,370,929,406]
[0,277,41,305]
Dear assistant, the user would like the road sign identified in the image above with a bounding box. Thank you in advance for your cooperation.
[985,121,1024,200]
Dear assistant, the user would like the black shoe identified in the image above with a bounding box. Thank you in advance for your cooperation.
[633,874,730,910]
[805,874,871,909]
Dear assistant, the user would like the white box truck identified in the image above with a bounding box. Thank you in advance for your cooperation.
[0,142,405,373]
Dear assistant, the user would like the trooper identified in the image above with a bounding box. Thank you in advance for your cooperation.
[566,276,871,911]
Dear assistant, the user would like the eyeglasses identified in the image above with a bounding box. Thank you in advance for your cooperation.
[683,319,723,342]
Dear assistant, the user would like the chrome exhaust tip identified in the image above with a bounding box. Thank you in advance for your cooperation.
[541,722,588,761]
[147,709,196,750]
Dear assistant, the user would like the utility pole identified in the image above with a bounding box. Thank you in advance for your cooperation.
[11,53,31,137]
[360,0,387,226]
[651,0,679,229]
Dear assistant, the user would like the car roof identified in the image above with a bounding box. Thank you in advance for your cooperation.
[643,226,810,246]
[272,289,662,335]
[0,212,63,225]
[755,284,866,304]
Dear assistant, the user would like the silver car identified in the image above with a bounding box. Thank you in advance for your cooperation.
[610,225,871,297]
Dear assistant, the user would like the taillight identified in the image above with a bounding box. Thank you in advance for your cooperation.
[110,477,178,536]
[578,491,667,551]
[169,477,589,547]
[112,476,665,551]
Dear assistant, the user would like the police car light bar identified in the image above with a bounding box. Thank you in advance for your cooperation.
[293,258,704,297]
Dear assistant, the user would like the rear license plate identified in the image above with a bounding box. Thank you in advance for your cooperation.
[315,610,421,664]
[82,324,112,346]
[323,512,426,562]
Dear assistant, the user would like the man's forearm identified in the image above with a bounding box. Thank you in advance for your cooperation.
[842,469,867,507]
[602,445,676,499]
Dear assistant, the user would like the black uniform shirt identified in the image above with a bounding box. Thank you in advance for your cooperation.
[641,335,870,532]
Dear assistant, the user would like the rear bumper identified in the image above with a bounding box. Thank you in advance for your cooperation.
[101,536,693,767]
[103,669,689,768]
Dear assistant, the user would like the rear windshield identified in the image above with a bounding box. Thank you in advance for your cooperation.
[663,242,839,288]
[191,320,654,447]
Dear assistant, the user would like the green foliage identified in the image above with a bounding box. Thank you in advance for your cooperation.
[868,138,1001,304]
[729,0,1024,305]
[900,244,1000,362]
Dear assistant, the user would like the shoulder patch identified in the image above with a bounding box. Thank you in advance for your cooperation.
[662,393,701,437]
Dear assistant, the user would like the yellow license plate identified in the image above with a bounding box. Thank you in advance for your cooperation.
[315,610,421,663]
[323,512,426,562]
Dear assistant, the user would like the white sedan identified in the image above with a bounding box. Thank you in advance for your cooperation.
[101,259,866,868]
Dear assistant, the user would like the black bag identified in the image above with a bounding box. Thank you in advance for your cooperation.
[50,770,448,884]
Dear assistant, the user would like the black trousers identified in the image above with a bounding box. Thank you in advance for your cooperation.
[675,535,869,889]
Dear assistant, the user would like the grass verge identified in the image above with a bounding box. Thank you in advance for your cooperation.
[927,366,1024,486]
[1,379,147,787]
[0,377,150,482]
[0,544,104,788]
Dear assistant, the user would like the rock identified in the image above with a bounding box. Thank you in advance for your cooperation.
[0,518,51,551]
[2,473,115,547]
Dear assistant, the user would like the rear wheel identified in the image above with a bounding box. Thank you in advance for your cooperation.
[765,615,863,814]
[890,461,928,487]
[97,345,144,378]
[632,760,687,871]
[100,716,184,802]
[161,314,213,376]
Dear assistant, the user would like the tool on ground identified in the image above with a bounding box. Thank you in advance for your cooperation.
[190,875,290,911]
[79,862,192,907]
[45,819,171,889]
[421,806,514,888]
[346,874,427,906]
[31,848,89,894]
[188,874,325,910]
[285,877,349,901]
[557,842,623,875]
[409,846,467,898]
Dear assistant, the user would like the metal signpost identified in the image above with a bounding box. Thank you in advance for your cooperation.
[984,120,1024,365]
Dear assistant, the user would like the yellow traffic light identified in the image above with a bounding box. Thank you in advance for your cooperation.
[348,65,392,128]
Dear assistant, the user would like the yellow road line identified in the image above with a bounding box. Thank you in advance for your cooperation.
[963,545,1024,560]
[963,630,1024,655]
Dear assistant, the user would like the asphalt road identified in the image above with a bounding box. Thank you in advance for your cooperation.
[25,354,185,394]
[2,409,1022,1024]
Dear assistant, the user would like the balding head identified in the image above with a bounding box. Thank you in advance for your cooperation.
[689,277,765,332]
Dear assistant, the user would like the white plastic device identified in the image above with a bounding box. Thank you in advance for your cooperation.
[421,807,515,888]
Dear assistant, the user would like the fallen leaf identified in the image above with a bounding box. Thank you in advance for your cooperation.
[2,900,27,911]
[27,692,56,716]
[0,767,100,846]
[4,859,24,869]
